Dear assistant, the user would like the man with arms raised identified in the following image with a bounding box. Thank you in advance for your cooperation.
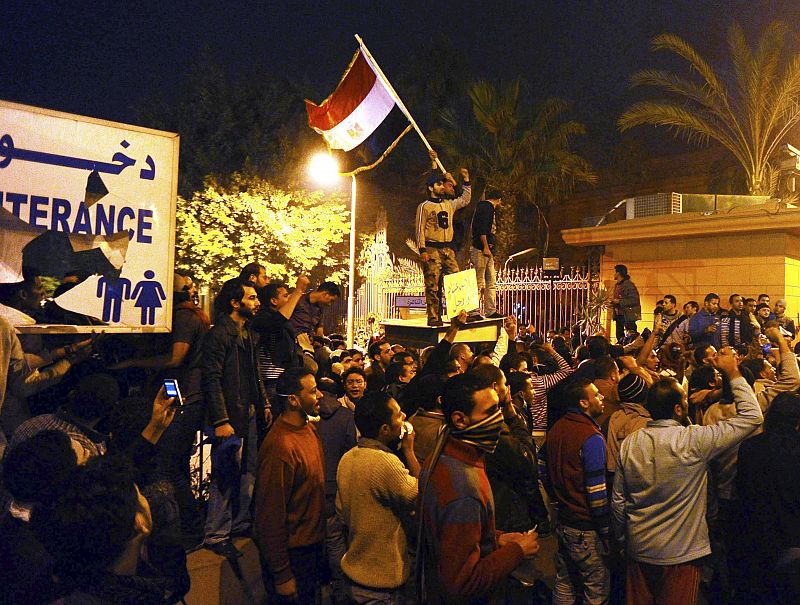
[251,275,310,398]
[416,150,471,327]
[612,349,762,605]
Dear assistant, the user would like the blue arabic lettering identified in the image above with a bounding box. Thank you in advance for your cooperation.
[0,134,156,180]
[139,155,155,180]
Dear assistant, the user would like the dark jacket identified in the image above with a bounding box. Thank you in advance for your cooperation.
[471,200,496,251]
[0,513,60,605]
[250,307,302,375]
[720,309,755,348]
[689,309,721,349]
[397,336,453,414]
[202,314,267,437]
[614,277,641,322]
[316,392,357,516]
[484,412,545,532]
[366,364,386,393]
[737,429,800,555]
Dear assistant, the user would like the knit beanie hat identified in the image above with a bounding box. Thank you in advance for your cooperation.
[618,373,647,403]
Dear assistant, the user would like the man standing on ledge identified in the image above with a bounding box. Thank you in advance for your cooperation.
[416,150,471,327]
[611,264,641,344]
[471,189,503,319]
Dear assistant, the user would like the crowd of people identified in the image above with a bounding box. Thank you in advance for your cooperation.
[1,250,800,605]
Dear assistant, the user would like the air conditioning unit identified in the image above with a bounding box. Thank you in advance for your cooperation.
[625,193,682,219]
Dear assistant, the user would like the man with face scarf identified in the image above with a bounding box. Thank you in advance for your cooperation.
[612,348,762,605]
[416,373,539,604]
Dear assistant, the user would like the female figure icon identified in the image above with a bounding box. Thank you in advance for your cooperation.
[131,270,166,325]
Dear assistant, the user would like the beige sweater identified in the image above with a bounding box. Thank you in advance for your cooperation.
[336,439,418,589]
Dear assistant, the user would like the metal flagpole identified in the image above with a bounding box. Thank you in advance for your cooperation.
[354,33,447,174]
[346,174,357,348]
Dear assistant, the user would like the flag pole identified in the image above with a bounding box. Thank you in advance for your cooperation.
[354,33,447,174]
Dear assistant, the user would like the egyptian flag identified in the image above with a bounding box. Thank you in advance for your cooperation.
[306,49,411,173]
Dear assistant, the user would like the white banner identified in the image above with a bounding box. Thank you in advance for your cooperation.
[443,268,480,318]
[0,100,179,332]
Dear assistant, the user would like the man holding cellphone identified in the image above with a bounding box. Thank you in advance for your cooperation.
[109,272,210,545]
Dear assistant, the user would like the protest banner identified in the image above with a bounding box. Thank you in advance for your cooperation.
[443,268,480,318]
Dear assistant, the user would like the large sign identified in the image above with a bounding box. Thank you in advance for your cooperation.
[0,100,179,332]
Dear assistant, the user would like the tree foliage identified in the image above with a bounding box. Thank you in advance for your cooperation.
[175,173,350,291]
[433,79,596,258]
[619,21,800,195]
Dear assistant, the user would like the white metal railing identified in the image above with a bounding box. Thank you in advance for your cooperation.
[326,259,594,348]
[323,225,596,346]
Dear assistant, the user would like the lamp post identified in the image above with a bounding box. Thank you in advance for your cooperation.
[503,247,538,272]
[308,154,357,348]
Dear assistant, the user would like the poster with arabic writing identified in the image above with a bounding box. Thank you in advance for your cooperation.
[443,269,480,318]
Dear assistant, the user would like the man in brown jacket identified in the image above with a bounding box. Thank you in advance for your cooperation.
[255,368,325,605]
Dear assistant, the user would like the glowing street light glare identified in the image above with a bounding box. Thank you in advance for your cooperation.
[308,153,341,185]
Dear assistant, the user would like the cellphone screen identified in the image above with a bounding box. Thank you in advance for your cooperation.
[163,379,183,405]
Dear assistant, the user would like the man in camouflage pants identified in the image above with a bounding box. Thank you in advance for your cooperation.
[415,152,471,326]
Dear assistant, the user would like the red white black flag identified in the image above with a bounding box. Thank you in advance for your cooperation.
[305,49,410,173]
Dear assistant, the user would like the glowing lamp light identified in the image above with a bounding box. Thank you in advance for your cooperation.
[308,153,341,186]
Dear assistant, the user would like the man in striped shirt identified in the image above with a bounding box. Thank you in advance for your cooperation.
[528,341,573,448]
[251,276,310,401]
[540,377,612,604]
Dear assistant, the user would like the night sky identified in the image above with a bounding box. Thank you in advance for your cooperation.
[1,1,794,160]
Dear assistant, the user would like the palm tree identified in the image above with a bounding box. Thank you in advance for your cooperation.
[619,21,800,195]
[433,79,596,259]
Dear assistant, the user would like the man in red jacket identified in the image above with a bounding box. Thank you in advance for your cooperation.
[254,368,325,605]
[418,373,539,603]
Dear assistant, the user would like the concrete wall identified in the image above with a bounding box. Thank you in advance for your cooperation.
[600,233,800,329]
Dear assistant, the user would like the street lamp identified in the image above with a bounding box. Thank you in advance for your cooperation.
[308,153,358,348]
[308,153,341,186]
[503,247,538,271]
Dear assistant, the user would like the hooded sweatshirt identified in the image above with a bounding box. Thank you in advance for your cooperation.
[315,392,356,513]
[606,402,651,473]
